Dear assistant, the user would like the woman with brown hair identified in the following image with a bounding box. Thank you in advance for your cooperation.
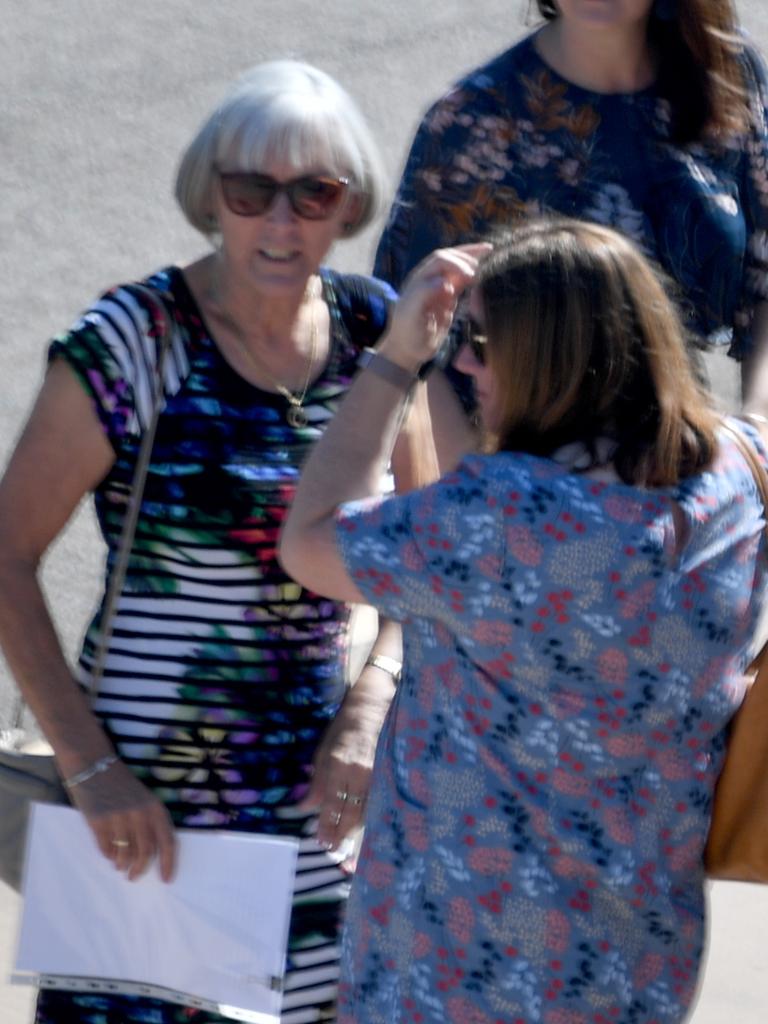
[281,218,768,1023]
[374,0,768,411]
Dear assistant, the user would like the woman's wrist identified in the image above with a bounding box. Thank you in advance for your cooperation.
[358,348,420,391]
[364,653,402,685]
[62,753,120,790]
[375,327,429,373]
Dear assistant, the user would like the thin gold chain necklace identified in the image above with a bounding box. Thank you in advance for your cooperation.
[216,276,320,429]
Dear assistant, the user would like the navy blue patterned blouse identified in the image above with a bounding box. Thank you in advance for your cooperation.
[374,31,768,358]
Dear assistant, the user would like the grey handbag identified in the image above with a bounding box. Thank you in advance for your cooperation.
[0,286,174,892]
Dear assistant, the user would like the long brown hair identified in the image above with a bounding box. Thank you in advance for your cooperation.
[534,0,747,142]
[478,218,718,486]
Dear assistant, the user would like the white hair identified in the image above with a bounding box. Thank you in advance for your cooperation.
[175,60,388,239]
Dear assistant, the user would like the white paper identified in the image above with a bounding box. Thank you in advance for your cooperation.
[14,803,299,1023]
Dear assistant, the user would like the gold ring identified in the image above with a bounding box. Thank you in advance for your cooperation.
[111,839,131,848]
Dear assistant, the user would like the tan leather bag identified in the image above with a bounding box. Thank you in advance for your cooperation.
[704,422,768,881]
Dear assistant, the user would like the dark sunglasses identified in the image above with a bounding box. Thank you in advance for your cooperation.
[216,169,350,220]
[460,316,488,366]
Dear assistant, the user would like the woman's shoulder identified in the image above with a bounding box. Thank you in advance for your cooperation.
[664,418,767,553]
[49,265,190,434]
[710,417,768,503]
[323,268,397,303]
[679,418,767,497]
[322,269,397,350]
[456,32,539,89]
[422,32,541,123]
[67,265,181,323]
[106,265,187,315]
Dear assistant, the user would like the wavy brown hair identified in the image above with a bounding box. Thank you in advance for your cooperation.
[534,0,748,142]
[477,218,718,486]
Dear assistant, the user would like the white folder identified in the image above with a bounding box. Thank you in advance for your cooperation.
[13,803,298,1023]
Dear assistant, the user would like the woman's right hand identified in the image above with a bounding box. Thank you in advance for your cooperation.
[378,242,492,373]
[67,759,177,882]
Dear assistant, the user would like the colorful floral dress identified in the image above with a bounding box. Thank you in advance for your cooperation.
[334,424,768,1024]
[34,265,394,1024]
[374,31,768,357]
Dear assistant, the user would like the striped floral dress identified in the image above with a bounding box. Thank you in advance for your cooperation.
[34,265,394,1024]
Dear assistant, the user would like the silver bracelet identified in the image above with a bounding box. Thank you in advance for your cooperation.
[63,754,119,790]
[365,653,403,684]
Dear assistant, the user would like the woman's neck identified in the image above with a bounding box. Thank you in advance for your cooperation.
[535,18,656,94]
[181,253,328,393]
[208,255,312,346]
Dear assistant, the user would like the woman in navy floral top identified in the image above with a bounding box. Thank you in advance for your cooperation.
[374,0,768,411]
[282,218,768,1024]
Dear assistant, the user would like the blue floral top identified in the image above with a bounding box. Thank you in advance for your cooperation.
[334,422,768,1024]
[374,31,768,357]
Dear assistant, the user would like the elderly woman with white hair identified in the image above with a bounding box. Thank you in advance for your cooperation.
[0,60,404,1024]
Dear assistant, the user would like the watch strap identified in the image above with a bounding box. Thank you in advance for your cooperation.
[358,348,418,391]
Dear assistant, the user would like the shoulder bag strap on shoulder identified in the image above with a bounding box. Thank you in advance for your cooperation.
[720,420,768,536]
[86,286,175,697]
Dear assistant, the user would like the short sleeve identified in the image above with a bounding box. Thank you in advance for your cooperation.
[373,85,495,290]
[331,273,397,348]
[335,456,506,627]
[734,44,768,352]
[48,276,189,450]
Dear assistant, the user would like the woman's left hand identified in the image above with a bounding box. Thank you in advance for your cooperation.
[297,683,392,862]
[378,242,492,372]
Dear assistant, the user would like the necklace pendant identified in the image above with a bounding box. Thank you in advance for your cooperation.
[286,404,309,429]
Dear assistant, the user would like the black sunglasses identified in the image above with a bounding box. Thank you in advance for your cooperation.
[460,316,488,366]
[216,169,350,220]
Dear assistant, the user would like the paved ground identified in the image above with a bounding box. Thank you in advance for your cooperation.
[2,1,768,1020]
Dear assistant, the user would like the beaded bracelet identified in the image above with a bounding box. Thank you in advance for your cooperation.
[63,754,119,790]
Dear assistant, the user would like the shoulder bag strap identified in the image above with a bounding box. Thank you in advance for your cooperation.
[85,286,175,697]
[720,420,768,522]
[720,419,768,659]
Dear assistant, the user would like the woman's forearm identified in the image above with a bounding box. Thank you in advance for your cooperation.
[351,616,401,705]
[0,359,119,776]
[280,244,488,599]
[280,355,418,601]
[306,615,401,848]
[0,556,115,777]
